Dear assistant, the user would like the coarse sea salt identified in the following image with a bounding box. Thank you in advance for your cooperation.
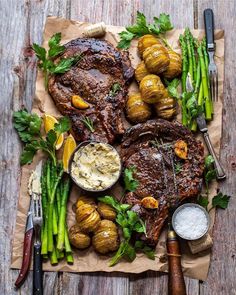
[174,206,208,240]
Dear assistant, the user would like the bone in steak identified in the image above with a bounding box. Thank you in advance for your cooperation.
[48,38,134,143]
[121,119,204,246]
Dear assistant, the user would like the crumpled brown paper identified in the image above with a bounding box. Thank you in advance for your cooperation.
[11,17,225,281]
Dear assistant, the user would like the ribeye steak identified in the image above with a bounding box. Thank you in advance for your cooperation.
[48,38,134,143]
[121,119,205,246]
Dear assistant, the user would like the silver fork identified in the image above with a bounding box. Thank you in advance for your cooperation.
[204,9,218,102]
[32,193,43,295]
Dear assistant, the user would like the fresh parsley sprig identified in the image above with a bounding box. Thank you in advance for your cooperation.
[197,155,231,211]
[32,32,82,88]
[109,83,121,97]
[123,166,139,192]
[13,110,71,165]
[117,11,173,49]
[98,196,154,266]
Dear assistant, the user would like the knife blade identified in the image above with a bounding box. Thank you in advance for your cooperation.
[196,113,226,179]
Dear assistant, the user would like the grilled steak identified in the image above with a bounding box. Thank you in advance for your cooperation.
[121,119,204,246]
[48,38,134,143]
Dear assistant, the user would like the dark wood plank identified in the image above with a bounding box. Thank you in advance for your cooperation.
[196,1,236,294]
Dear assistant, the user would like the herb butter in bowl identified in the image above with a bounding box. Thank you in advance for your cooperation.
[69,141,122,192]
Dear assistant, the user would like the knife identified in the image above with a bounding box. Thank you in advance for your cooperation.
[196,113,226,179]
[14,198,34,288]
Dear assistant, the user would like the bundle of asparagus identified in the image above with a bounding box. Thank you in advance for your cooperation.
[179,28,213,130]
[41,160,73,264]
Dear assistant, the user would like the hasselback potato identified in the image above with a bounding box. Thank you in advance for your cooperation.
[162,49,182,79]
[76,195,96,208]
[76,202,101,233]
[92,220,119,254]
[138,34,161,57]
[97,202,117,221]
[154,89,177,120]
[143,44,170,74]
[69,224,91,249]
[140,75,165,103]
[126,93,152,123]
[135,61,150,83]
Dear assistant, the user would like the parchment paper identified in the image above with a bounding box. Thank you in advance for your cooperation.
[11,17,225,281]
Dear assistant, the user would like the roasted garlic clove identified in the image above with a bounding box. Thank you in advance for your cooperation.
[138,34,161,57]
[69,224,91,249]
[140,74,165,104]
[126,92,152,123]
[141,196,159,209]
[135,61,150,83]
[162,49,182,79]
[92,220,119,254]
[174,140,188,159]
[97,202,117,221]
[143,44,170,74]
[72,95,90,109]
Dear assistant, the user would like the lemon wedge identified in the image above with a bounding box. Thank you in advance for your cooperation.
[43,114,64,150]
[63,134,77,172]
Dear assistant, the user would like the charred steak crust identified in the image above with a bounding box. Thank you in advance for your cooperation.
[121,119,205,246]
[48,38,134,143]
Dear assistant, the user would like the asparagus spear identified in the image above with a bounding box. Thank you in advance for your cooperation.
[57,179,71,251]
[179,34,188,93]
[197,43,212,120]
[185,29,194,85]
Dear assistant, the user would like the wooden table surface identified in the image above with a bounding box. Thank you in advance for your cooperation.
[0,0,235,294]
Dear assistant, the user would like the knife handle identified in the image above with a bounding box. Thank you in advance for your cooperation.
[204,8,215,50]
[33,244,43,295]
[203,132,226,179]
[167,231,186,295]
[15,228,34,288]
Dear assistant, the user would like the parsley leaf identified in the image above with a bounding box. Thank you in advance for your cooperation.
[32,33,82,88]
[13,110,42,143]
[197,195,209,209]
[212,192,231,209]
[134,241,155,260]
[13,109,71,165]
[109,83,121,96]
[124,166,139,192]
[166,78,181,99]
[98,195,151,266]
[117,12,173,49]
[204,155,215,169]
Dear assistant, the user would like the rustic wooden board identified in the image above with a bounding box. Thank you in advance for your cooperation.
[0,0,235,294]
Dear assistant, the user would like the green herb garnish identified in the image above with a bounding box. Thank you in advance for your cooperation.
[80,116,95,132]
[32,32,82,88]
[109,83,121,96]
[98,196,153,266]
[13,110,70,165]
[124,166,139,192]
[211,192,231,210]
[117,12,173,49]
[174,162,182,174]
[165,78,181,100]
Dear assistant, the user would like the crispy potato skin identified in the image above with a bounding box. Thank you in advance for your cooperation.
[126,93,152,123]
[69,224,91,249]
[92,220,119,254]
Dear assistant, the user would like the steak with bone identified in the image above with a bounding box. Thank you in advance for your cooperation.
[121,119,204,246]
[48,38,134,143]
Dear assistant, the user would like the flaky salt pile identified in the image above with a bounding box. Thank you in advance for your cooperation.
[174,206,208,240]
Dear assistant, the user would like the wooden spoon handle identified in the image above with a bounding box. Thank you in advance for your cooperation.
[167,230,186,295]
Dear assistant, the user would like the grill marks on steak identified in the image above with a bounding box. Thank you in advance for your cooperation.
[121,119,204,246]
[48,38,134,143]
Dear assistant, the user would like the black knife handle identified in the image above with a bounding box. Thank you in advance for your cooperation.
[203,132,226,180]
[33,244,43,295]
[204,9,215,50]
